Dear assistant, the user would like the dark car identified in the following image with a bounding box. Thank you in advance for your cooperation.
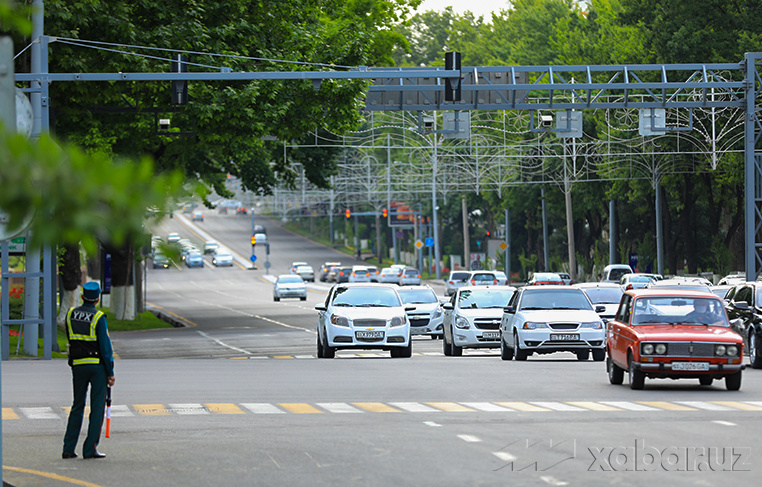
[335,266,353,283]
[724,281,762,368]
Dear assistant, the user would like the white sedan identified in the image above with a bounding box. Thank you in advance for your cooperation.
[315,283,413,358]
[212,249,234,267]
[442,286,517,356]
[396,285,445,338]
[273,275,307,302]
[500,285,606,361]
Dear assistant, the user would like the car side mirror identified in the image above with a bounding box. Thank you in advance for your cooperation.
[504,306,515,314]
[595,305,606,313]
[314,304,327,311]
[443,303,453,310]
[732,301,750,310]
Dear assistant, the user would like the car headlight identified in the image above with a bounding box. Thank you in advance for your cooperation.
[726,345,739,356]
[580,321,603,329]
[432,308,443,319]
[522,322,548,330]
[715,345,727,356]
[642,343,654,355]
[655,343,668,355]
[455,316,470,329]
[390,316,406,327]
[330,315,350,327]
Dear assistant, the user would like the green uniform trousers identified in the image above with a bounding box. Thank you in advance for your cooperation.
[63,364,107,457]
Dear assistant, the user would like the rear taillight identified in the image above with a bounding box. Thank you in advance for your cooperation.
[471,279,476,285]
[493,279,498,285]
[626,284,633,290]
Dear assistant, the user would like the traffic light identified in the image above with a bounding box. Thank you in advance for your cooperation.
[486,231,491,237]
[251,235,256,245]
[345,209,351,218]
[382,208,388,218]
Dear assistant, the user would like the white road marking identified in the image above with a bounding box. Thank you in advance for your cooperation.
[457,434,482,443]
[317,403,363,413]
[241,403,285,414]
[540,475,569,486]
[389,402,441,413]
[676,401,733,411]
[712,420,737,426]
[530,402,585,411]
[20,407,59,419]
[599,401,658,411]
[460,402,514,412]
[168,403,209,415]
[423,421,441,427]
[197,330,252,355]
[493,451,517,462]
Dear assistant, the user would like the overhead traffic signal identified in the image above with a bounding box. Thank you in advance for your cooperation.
[345,209,351,218]
[251,235,256,245]
[382,208,388,218]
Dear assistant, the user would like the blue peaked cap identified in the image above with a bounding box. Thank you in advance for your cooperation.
[83,282,101,300]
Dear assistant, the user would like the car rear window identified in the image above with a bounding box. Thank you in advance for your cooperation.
[451,272,470,280]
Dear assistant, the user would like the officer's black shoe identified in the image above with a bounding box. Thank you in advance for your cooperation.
[62,452,78,459]
[84,452,106,459]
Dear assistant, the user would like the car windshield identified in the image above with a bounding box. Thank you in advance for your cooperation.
[630,275,653,283]
[279,276,303,284]
[631,297,729,326]
[457,289,515,309]
[581,288,623,304]
[332,287,401,307]
[608,269,630,281]
[398,289,437,304]
[519,289,592,311]
[472,274,495,281]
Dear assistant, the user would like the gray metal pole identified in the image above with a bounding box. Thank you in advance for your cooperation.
[432,133,442,279]
[504,209,510,283]
[541,187,549,271]
[744,52,758,281]
[462,197,470,270]
[655,182,664,275]
[609,200,615,265]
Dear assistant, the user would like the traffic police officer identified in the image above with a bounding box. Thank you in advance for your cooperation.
[62,281,115,459]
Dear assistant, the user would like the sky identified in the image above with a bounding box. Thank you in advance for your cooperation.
[416,0,510,19]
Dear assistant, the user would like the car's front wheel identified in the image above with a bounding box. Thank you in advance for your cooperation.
[500,335,514,361]
[391,340,412,358]
[576,349,590,361]
[607,355,624,385]
[592,349,606,362]
[443,332,453,356]
[316,334,324,358]
[273,296,280,302]
[750,331,762,369]
[726,370,742,391]
[699,376,713,386]
[514,331,528,361]
[628,351,645,390]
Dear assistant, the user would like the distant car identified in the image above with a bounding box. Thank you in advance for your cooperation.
[574,282,623,323]
[289,261,308,274]
[184,251,204,268]
[273,274,307,302]
[619,273,656,291]
[399,267,422,286]
[349,265,372,283]
[152,253,170,269]
[218,206,228,214]
[444,271,471,296]
[191,210,204,222]
[443,286,517,355]
[294,265,315,282]
[718,273,746,286]
[600,264,634,283]
[396,285,445,338]
[203,241,219,254]
[365,266,380,282]
[468,271,497,287]
[315,283,412,358]
[335,266,353,283]
[645,277,712,293]
[253,224,267,235]
[493,270,509,285]
[319,262,341,282]
[236,207,247,215]
[167,232,181,243]
[712,284,733,300]
[379,267,402,284]
[212,249,234,267]
[500,285,606,361]
[254,233,267,245]
[607,289,744,390]
[527,272,563,286]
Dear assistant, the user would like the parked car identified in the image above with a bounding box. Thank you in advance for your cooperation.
[527,272,564,286]
[211,249,234,267]
[203,241,219,254]
[315,283,413,358]
[191,210,204,222]
[184,251,204,268]
[294,265,315,282]
[619,273,656,291]
[444,271,472,296]
[273,274,307,302]
[600,264,633,283]
[500,285,606,361]
[724,281,762,368]
[468,271,497,286]
[396,285,445,338]
[379,267,402,284]
[607,289,744,390]
[399,267,422,286]
[574,282,623,323]
[443,286,517,356]
[319,262,341,282]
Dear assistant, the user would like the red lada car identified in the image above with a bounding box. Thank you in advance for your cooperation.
[607,289,744,390]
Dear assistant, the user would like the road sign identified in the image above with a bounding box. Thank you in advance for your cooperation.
[264,261,271,269]
[395,230,403,239]
[415,240,423,249]
[425,237,434,247]
[7,236,26,253]
[250,255,257,262]
[499,241,508,251]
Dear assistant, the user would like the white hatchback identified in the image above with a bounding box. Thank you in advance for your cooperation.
[273,275,307,302]
[396,285,445,338]
[442,286,517,356]
[315,283,413,358]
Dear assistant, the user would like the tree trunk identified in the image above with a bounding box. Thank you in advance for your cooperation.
[56,244,82,329]
[106,242,135,320]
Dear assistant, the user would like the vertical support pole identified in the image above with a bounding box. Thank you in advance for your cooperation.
[744,52,759,281]
[609,200,616,265]
[655,182,664,275]
[432,133,441,279]
[504,209,511,283]
[541,187,549,271]
[22,244,40,356]
[462,197,470,270]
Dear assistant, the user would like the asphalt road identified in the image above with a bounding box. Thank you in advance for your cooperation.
[2,212,761,486]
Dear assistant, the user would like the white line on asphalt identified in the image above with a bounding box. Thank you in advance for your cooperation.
[493,451,517,462]
[317,403,363,413]
[540,475,569,486]
[599,401,658,411]
[530,402,585,411]
[241,403,286,414]
[196,330,252,355]
[460,402,514,412]
[423,421,441,427]
[457,434,482,443]
[390,402,441,413]
[19,407,59,419]
[168,403,209,415]
[676,401,734,411]
[712,420,737,426]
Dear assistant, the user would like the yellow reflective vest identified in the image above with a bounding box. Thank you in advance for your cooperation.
[66,306,106,366]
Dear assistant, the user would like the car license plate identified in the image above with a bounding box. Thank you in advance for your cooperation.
[355,330,384,339]
[482,331,500,340]
[550,334,580,341]
[411,327,428,335]
[672,362,710,371]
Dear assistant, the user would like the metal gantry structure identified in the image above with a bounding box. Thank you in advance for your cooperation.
[6,34,762,362]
